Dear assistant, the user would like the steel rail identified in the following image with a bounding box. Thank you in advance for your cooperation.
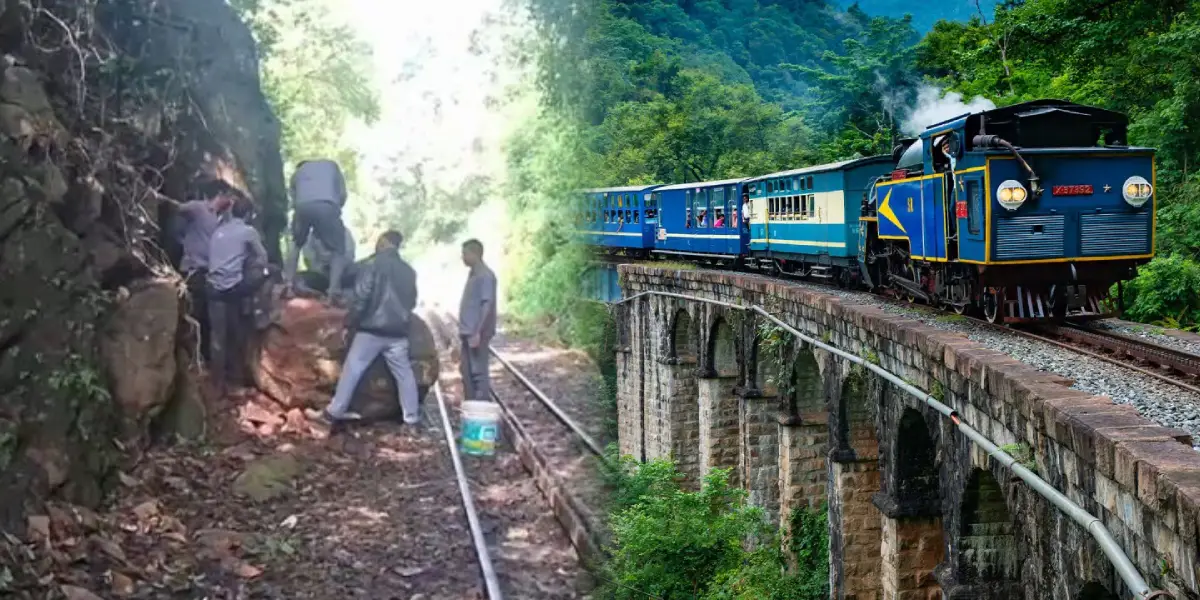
[1058,324,1200,378]
[606,289,1169,600]
[445,313,607,459]
[963,318,1200,396]
[488,347,606,458]
[434,381,504,600]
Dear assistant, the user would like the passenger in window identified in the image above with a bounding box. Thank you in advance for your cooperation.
[686,210,692,228]
[714,209,725,228]
[697,208,707,227]
[741,191,750,229]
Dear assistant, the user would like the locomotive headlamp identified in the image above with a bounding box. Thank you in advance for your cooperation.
[996,180,1028,211]
[1122,176,1153,207]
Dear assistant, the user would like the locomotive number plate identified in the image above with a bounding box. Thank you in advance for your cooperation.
[1051,184,1094,196]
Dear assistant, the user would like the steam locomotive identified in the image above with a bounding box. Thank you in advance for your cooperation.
[577,100,1156,323]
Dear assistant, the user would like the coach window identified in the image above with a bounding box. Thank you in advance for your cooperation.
[713,187,725,225]
[726,187,735,228]
[806,176,814,189]
[967,180,982,235]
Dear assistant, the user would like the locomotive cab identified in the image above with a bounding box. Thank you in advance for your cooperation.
[863,100,1156,323]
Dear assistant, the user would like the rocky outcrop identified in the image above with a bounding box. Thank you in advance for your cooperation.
[255,298,440,419]
[0,0,285,534]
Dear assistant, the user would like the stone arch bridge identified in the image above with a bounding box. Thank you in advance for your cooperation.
[612,265,1200,600]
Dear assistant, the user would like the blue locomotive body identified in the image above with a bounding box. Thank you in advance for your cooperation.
[578,100,1157,323]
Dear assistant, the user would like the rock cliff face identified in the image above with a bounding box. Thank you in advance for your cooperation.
[0,0,285,533]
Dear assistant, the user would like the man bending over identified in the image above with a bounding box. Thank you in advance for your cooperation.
[284,159,350,301]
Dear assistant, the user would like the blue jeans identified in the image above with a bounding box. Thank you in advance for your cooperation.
[327,332,420,423]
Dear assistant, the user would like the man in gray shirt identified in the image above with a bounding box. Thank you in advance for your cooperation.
[283,159,350,302]
[206,195,270,395]
[173,187,233,361]
[458,238,497,401]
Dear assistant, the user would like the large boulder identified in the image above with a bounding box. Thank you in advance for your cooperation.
[255,298,440,419]
[99,279,182,441]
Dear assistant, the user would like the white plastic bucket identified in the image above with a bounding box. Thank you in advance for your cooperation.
[461,401,501,456]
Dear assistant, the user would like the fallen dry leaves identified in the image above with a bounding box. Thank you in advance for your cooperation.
[0,323,599,599]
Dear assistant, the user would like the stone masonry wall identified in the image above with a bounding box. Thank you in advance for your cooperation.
[616,265,1200,599]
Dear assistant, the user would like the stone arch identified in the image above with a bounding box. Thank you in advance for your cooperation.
[670,308,697,362]
[833,369,878,461]
[707,317,738,378]
[896,407,940,510]
[778,348,822,421]
[957,468,1019,587]
[1075,582,1119,600]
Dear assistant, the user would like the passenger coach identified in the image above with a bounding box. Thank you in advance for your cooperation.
[745,157,891,283]
[652,178,749,262]
[578,185,662,256]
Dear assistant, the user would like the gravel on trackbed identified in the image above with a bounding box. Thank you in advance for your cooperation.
[688,268,1200,449]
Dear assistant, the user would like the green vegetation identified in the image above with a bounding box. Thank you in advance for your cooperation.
[600,451,828,599]
[230,0,380,186]
[1000,442,1036,473]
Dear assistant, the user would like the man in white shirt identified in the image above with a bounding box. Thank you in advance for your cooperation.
[741,190,751,231]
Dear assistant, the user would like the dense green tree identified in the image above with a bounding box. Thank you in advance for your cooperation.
[230,0,380,188]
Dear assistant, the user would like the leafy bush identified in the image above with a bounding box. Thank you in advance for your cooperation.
[599,453,830,600]
[786,506,830,599]
[1119,255,1200,328]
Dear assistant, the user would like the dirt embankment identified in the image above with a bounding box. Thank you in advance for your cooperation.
[0,0,285,536]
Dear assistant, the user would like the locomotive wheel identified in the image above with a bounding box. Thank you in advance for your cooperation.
[952,303,968,315]
[901,263,918,304]
[983,289,1004,324]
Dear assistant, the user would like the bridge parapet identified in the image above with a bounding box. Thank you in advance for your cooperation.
[615,264,1200,600]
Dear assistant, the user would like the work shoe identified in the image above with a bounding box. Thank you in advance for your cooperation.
[304,408,362,427]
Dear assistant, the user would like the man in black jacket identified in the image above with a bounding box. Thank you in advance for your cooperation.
[306,230,421,426]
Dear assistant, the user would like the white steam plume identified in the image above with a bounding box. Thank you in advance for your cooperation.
[901,84,996,136]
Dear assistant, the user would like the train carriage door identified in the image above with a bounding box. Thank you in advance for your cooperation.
[960,173,985,261]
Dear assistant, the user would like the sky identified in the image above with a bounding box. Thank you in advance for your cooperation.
[338,0,534,310]
[342,0,530,189]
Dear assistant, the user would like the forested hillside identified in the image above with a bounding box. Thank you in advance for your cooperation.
[508,0,1200,343]
[842,0,1001,31]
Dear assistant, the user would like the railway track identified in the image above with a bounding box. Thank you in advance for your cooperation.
[599,259,1200,396]
[423,311,607,599]
[1016,323,1200,395]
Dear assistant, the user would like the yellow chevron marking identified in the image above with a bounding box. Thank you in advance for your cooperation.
[878,188,907,234]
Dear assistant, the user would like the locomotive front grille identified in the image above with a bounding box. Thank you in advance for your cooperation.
[994,215,1066,260]
[1080,212,1151,256]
